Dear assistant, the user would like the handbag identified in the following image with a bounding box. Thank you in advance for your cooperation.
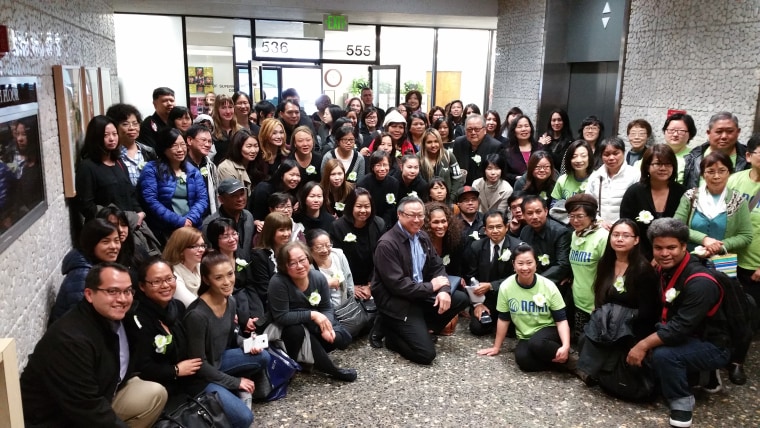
[153,391,230,428]
[334,296,373,337]
[708,253,738,278]
[252,346,301,402]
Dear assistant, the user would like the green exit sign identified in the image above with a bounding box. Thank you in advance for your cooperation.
[324,14,348,31]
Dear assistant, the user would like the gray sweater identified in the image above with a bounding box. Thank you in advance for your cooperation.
[184,296,242,390]
[268,270,337,326]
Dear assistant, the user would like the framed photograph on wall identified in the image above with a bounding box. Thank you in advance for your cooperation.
[81,66,99,123]
[53,65,85,197]
[0,77,48,254]
[99,67,112,110]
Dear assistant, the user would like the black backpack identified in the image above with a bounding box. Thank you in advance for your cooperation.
[683,262,754,362]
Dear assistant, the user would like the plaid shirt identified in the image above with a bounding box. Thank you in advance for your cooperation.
[120,145,147,186]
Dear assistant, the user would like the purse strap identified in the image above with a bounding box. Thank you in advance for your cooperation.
[748,187,760,213]
[686,188,698,225]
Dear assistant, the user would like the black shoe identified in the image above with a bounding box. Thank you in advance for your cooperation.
[669,409,692,427]
[574,369,598,387]
[729,363,747,385]
[704,369,722,393]
[331,368,357,382]
[369,328,384,348]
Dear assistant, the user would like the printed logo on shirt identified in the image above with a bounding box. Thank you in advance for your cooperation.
[508,298,549,314]
[569,248,593,263]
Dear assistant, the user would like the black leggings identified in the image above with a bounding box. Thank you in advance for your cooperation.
[280,323,351,375]
[514,326,562,372]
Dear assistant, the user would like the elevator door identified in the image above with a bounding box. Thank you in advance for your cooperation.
[566,61,618,135]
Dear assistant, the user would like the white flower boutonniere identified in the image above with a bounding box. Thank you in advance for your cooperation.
[579,181,588,192]
[344,233,357,243]
[471,154,482,165]
[539,191,547,200]
[154,334,173,354]
[533,293,547,308]
[613,276,626,293]
[306,165,317,175]
[133,315,142,329]
[177,172,187,184]
[332,271,345,283]
[469,231,480,240]
[236,258,248,272]
[693,245,708,257]
[574,237,585,246]
[138,161,146,171]
[308,290,321,306]
[386,193,396,204]
[442,254,451,266]
[200,166,209,177]
[335,202,345,212]
[408,191,418,198]
[538,254,550,266]
[347,171,357,181]
[665,288,680,303]
[636,210,654,224]
[498,248,512,262]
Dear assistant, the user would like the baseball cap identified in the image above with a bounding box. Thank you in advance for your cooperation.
[218,178,245,195]
[456,185,480,202]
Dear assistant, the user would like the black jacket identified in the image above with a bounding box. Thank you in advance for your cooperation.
[371,224,450,321]
[139,112,167,150]
[519,218,572,284]
[330,216,385,285]
[21,301,133,428]
[452,135,502,185]
[682,141,748,189]
[620,181,686,260]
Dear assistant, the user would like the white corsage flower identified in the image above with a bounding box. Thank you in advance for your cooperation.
[693,245,708,257]
[334,202,345,212]
[636,210,654,224]
[579,181,588,192]
[344,233,357,243]
[498,249,512,262]
[177,172,187,184]
[308,290,322,306]
[200,166,209,177]
[332,271,345,283]
[538,254,550,266]
[386,193,396,204]
[347,171,357,181]
[138,161,146,171]
[574,237,585,246]
[236,258,248,272]
[471,154,482,165]
[613,276,626,293]
[665,288,680,303]
[133,315,142,329]
[539,191,547,200]
[408,191,418,198]
[469,231,480,240]
[442,255,451,266]
[306,165,316,175]
[533,293,547,308]
[154,334,173,354]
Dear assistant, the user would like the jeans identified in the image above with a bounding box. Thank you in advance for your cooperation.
[203,383,253,428]
[650,337,730,411]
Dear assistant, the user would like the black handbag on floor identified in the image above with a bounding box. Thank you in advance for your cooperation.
[153,391,231,428]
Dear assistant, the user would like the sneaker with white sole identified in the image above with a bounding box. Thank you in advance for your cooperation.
[669,409,692,427]
[704,369,722,393]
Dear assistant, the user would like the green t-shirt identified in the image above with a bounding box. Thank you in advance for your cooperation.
[674,147,688,184]
[495,274,565,340]
[698,147,738,187]
[551,174,588,200]
[569,228,609,314]
[727,170,760,269]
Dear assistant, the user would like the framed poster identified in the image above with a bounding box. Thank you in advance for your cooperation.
[99,67,112,110]
[0,77,47,254]
[52,65,85,197]
[188,66,214,96]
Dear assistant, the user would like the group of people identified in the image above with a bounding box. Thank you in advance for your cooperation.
[19,81,759,428]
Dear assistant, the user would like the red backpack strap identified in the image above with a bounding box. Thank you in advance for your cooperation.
[684,272,724,317]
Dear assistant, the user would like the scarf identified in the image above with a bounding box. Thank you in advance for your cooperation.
[694,183,727,220]
[574,220,602,238]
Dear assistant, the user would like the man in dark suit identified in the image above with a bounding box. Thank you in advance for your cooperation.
[452,114,502,185]
[519,195,571,286]
[371,196,469,364]
[464,210,521,335]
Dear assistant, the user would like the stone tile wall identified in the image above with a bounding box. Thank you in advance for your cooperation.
[0,0,117,368]
[615,1,760,143]
[492,0,547,122]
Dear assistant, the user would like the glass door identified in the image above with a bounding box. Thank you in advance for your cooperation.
[259,65,322,114]
[369,65,400,112]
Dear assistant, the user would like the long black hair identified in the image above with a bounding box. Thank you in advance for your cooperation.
[96,206,143,269]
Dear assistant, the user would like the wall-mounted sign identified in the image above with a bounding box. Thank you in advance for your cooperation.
[254,37,320,61]
[667,109,686,118]
[324,14,348,32]
[322,24,375,62]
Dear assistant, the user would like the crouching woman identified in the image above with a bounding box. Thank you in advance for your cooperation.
[477,243,572,372]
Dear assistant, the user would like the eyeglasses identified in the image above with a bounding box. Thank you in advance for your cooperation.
[95,287,135,298]
[220,232,239,241]
[704,168,729,176]
[170,143,187,151]
[340,138,356,144]
[400,212,425,220]
[665,129,689,135]
[274,204,293,212]
[287,257,310,269]
[611,233,635,240]
[311,243,333,251]
[485,224,505,231]
[465,127,484,134]
[144,276,177,288]
[187,244,208,251]
[119,121,140,129]
[650,163,673,169]
[534,165,552,171]
[568,214,588,220]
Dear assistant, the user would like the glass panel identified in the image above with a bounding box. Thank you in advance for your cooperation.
[185,17,251,116]
[281,67,322,115]
[237,67,251,99]
[255,20,323,39]
[371,66,399,112]
[234,36,252,63]
[380,27,434,112]
[434,29,490,111]
[320,64,370,110]
[323,24,376,62]
[261,68,279,105]
[254,37,321,61]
